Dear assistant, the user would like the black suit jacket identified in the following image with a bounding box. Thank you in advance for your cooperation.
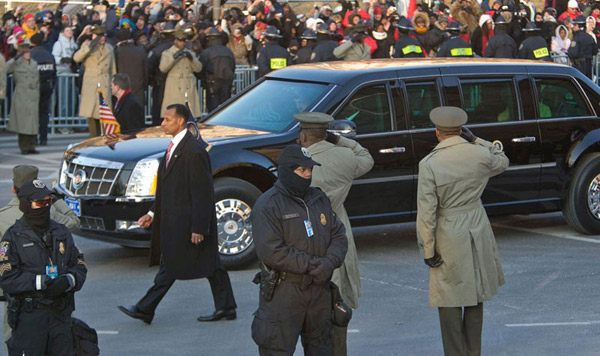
[149,131,219,280]
[114,92,145,133]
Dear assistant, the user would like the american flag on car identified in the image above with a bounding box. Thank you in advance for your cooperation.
[98,90,120,140]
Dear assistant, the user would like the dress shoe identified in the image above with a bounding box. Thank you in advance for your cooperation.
[28,150,40,154]
[118,305,153,324]
[197,308,236,322]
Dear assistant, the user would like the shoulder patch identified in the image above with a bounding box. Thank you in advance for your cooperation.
[571,41,577,47]
[0,241,9,261]
[0,263,11,276]
[310,52,316,60]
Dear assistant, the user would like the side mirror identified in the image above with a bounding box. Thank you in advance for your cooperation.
[328,119,357,139]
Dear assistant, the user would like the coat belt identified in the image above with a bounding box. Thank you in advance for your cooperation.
[438,200,481,217]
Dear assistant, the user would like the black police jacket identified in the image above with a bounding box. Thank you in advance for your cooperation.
[251,181,348,275]
[148,38,174,87]
[518,35,552,61]
[30,46,56,95]
[484,31,517,59]
[436,36,473,57]
[257,41,291,78]
[0,219,87,313]
[393,35,425,58]
[199,39,236,84]
[311,39,339,63]
[568,30,598,79]
[296,44,315,64]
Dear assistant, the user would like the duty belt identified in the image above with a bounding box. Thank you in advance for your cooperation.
[280,271,313,287]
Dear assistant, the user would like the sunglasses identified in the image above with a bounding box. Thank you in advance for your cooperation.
[31,198,52,209]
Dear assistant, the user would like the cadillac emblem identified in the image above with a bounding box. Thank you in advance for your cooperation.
[72,169,87,190]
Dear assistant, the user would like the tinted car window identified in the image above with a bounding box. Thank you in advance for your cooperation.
[205,80,327,133]
[461,78,518,124]
[334,84,392,134]
[535,78,592,118]
[406,81,439,129]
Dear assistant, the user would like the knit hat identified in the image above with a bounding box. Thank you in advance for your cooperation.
[24,13,34,23]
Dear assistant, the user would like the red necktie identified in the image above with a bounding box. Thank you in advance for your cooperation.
[165,141,174,168]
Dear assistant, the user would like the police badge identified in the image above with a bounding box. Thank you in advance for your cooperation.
[320,213,327,225]
[59,242,65,255]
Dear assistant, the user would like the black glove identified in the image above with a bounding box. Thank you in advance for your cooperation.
[326,131,340,145]
[460,126,477,143]
[60,57,73,64]
[309,258,335,285]
[173,49,184,59]
[424,252,443,268]
[350,33,360,43]
[44,275,71,298]
[182,50,193,60]
[88,36,100,49]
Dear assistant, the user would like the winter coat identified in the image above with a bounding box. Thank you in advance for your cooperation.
[6,56,39,135]
[551,24,571,55]
[450,0,483,37]
[227,35,251,66]
[159,45,202,118]
[307,137,374,309]
[51,33,78,74]
[417,136,508,307]
[115,40,147,105]
[333,39,371,61]
[73,42,116,119]
[0,55,5,100]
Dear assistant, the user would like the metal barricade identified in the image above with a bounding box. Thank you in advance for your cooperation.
[0,66,259,131]
[551,54,571,66]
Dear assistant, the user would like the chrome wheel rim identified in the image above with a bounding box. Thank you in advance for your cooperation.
[587,174,600,219]
[216,198,253,255]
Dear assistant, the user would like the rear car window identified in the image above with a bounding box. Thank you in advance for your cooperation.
[460,78,518,124]
[334,84,392,134]
[535,78,592,118]
[205,80,328,133]
[406,81,440,129]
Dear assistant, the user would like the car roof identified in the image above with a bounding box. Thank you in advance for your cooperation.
[266,58,570,85]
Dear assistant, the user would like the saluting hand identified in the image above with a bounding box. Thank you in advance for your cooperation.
[138,214,153,229]
[191,233,204,245]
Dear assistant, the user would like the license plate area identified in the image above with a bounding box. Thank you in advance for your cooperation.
[64,197,81,217]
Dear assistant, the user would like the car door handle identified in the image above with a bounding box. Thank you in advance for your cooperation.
[379,147,406,154]
[512,136,536,143]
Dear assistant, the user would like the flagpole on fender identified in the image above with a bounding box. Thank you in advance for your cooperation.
[98,83,106,138]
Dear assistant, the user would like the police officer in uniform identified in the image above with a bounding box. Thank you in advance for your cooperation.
[311,23,339,63]
[435,22,473,57]
[333,25,371,61]
[251,144,348,355]
[199,28,236,112]
[484,16,518,58]
[0,179,87,356]
[518,22,552,61]
[295,113,374,356]
[29,33,56,146]
[297,29,317,64]
[148,23,175,126]
[416,107,508,356]
[569,15,598,79]
[393,18,426,58]
[257,26,291,78]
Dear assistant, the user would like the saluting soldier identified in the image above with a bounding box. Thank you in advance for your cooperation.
[393,18,426,58]
[295,113,374,356]
[73,25,116,138]
[251,144,348,355]
[159,29,203,118]
[333,25,371,61]
[518,22,552,61]
[256,26,290,78]
[436,22,473,57]
[416,107,508,356]
[569,15,598,79]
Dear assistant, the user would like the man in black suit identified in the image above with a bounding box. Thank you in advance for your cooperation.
[118,104,237,324]
[111,73,145,133]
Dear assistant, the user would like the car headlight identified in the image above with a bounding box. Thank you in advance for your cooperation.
[126,158,159,197]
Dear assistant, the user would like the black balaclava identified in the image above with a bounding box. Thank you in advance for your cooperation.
[278,164,311,198]
[19,199,51,236]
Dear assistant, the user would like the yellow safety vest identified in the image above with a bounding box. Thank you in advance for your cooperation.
[450,47,473,56]
[270,58,287,69]
[402,45,423,55]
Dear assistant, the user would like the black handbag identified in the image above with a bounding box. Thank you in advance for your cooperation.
[72,317,100,356]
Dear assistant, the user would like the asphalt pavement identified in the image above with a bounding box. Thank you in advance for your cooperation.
[0,132,599,355]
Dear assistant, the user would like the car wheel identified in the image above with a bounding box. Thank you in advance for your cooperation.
[214,177,262,269]
[564,153,600,234]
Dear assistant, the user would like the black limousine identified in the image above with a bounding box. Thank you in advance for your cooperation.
[56,58,600,268]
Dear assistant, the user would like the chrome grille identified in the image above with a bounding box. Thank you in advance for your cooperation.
[61,156,124,197]
[80,216,106,230]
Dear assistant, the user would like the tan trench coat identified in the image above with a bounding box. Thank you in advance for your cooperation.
[73,42,116,119]
[308,136,374,309]
[159,45,202,118]
[416,136,508,308]
[6,57,39,135]
[333,40,371,61]
[0,54,6,100]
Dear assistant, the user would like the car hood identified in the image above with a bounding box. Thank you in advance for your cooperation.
[64,125,270,163]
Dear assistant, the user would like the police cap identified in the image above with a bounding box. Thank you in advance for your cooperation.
[174,29,188,40]
[495,15,508,25]
[17,179,52,202]
[573,15,587,24]
[429,106,468,130]
[264,25,283,38]
[351,24,368,34]
[316,22,330,34]
[294,112,333,129]
[301,29,317,40]
[207,27,222,37]
[447,21,461,32]
[395,18,413,30]
[13,165,38,190]
[90,25,105,35]
[522,22,540,31]
[278,144,321,167]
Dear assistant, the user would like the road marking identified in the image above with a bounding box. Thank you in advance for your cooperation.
[96,330,119,335]
[0,152,62,165]
[361,277,428,293]
[506,321,600,327]
[493,223,600,244]
[348,329,360,333]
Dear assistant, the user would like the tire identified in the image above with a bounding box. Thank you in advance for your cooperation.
[214,177,262,269]
[563,153,600,234]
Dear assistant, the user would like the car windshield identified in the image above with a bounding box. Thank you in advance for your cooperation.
[205,79,328,133]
